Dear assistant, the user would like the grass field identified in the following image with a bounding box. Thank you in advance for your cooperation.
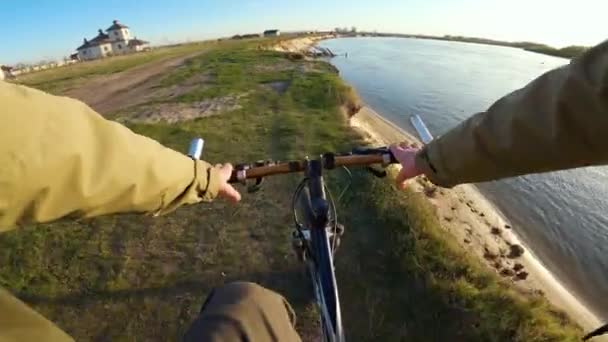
[1,39,583,340]
[16,42,215,94]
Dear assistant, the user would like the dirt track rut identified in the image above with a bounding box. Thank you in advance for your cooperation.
[64,51,203,114]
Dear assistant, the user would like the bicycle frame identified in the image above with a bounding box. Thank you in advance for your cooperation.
[304,159,344,342]
[191,138,397,341]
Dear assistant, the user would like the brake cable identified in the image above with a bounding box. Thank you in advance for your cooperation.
[336,166,352,203]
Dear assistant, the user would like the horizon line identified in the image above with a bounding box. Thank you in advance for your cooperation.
[5,30,589,67]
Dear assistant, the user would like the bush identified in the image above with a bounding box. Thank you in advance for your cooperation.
[338,84,362,117]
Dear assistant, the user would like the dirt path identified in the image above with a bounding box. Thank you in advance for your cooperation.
[64,51,204,114]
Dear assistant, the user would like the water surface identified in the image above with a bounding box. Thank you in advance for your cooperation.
[320,37,608,318]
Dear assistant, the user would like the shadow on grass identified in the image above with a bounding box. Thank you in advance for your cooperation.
[18,268,312,307]
[18,267,316,340]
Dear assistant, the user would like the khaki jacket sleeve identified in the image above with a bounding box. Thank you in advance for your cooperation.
[416,41,608,187]
[0,289,73,342]
[0,82,221,230]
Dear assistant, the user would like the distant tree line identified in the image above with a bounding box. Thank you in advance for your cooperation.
[431,35,587,58]
[521,44,588,59]
[356,32,588,59]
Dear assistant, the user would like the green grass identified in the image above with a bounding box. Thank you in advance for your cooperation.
[157,47,297,103]
[1,40,583,341]
[337,177,580,341]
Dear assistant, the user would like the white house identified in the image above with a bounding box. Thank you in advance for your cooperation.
[76,20,149,61]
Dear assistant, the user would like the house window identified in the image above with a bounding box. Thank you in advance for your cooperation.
[114,31,119,36]
[104,46,109,52]
[83,50,87,55]
[118,44,122,49]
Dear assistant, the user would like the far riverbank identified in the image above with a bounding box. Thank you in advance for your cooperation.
[343,32,588,58]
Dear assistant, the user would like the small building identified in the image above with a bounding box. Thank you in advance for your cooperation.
[263,29,280,37]
[76,20,149,61]
[128,38,150,52]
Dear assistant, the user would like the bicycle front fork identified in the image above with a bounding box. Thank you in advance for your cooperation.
[291,224,345,262]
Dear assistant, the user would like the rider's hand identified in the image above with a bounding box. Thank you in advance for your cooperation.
[216,163,242,203]
[390,143,423,189]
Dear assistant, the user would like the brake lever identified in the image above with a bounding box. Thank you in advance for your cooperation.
[247,178,264,193]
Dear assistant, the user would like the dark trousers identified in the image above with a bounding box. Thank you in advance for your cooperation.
[184,282,301,341]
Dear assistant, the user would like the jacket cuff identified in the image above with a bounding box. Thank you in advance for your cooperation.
[415,144,454,188]
[199,161,221,201]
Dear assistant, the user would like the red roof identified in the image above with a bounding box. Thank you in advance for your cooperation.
[106,20,129,31]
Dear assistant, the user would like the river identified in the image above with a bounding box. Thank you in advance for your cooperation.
[319,37,608,319]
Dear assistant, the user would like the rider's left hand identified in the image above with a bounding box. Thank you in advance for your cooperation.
[216,163,242,203]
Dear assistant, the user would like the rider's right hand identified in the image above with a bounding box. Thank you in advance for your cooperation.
[389,143,423,189]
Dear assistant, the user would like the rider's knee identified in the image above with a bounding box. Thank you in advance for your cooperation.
[219,281,268,298]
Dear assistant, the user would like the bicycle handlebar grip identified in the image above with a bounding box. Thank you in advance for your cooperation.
[229,171,239,184]
[352,146,398,165]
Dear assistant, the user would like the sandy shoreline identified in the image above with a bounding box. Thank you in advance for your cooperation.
[351,106,604,333]
[269,34,334,54]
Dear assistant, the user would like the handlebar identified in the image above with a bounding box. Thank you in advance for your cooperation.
[229,146,398,184]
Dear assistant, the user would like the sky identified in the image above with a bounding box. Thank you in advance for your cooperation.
[2,0,606,65]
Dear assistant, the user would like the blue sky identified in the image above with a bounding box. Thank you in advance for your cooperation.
[2,0,606,64]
